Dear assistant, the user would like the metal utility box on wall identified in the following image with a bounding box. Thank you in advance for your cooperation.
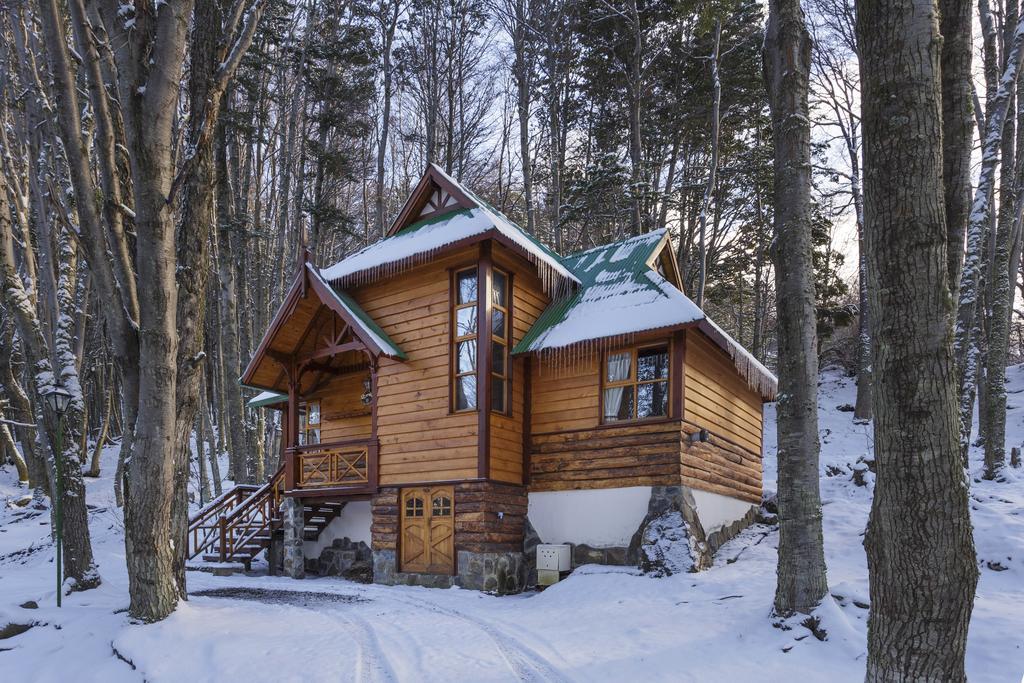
[537,544,572,586]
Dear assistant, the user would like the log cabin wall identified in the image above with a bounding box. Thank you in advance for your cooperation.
[489,245,550,485]
[453,481,527,553]
[350,246,481,485]
[681,330,765,504]
[527,332,683,491]
[316,371,372,442]
[370,482,527,564]
[526,330,765,501]
[680,423,763,504]
[683,330,764,456]
[528,352,601,434]
[530,421,685,491]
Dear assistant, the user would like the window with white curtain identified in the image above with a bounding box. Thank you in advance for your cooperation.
[602,345,669,422]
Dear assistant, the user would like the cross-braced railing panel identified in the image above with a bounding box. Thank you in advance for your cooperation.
[296,442,369,488]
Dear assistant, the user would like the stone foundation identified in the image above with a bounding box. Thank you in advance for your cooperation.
[521,485,757,579]
[456,551,525,594]
[573,544,631,566]
[281,497,305,579]
[629,485,757,573]
[371,550,456,588]
[317,537,372,582]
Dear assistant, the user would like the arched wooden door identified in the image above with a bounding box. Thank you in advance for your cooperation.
[400,486,454,574]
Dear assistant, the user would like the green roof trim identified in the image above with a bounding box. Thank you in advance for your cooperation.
[244,387,287,409]
[512,230,671,353]
[394,206,475,236]
[329,284,408,360]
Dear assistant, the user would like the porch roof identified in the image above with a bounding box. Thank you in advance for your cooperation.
[246,389,286,409]
[240,263,405,393]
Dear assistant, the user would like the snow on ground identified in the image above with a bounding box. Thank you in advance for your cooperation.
[0,369,1022,681]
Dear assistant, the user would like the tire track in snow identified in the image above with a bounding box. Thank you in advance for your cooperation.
[385,593,569,682]
[331,609,397,683]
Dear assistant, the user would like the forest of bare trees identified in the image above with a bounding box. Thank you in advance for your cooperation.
[1,0,1022,676]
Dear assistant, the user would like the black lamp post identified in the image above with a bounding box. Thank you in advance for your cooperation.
[42,384,72,608]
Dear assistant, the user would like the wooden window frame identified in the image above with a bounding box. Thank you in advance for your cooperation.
[451,267,479,413]
[600,342,671,424]
[298,399,321,445]
[490,267,511,415]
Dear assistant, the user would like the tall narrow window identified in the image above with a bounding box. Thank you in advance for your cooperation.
[453,268,478,411]
[299,400,321,444]
[491,269,510,413]
[602,345,669,422]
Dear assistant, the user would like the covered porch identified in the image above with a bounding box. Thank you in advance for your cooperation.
[242,258,406,499]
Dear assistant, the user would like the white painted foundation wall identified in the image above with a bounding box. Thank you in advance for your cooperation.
[689,489,755,535]
[304,500,372,559]
[528,487,652,547]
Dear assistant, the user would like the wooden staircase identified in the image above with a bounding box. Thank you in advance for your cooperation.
[188,468,284,569]
[187,468,350,570]
[303,501,347,541]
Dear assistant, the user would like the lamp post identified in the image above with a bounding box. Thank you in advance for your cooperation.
[42,384,72,608]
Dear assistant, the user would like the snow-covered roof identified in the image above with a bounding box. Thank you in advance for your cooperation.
[307,264,406,361]
[514,230,702,350]
[321,165,577,293]
[247,390,286,409]
[513,229,778,400]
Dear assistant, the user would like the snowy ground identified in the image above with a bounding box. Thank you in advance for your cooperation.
[1,369,1022,682]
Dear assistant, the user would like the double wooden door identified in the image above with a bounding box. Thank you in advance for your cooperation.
[400,486,454,574]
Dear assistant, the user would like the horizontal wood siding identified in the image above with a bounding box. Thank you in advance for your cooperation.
[684,330,764,456]
[353,248,480,485]
[529,421,683,491]
[316,372,372,442]
[529,355,601,433]
[372,483,527,562]
[371,487,399,551]
[490,246,550,484]
[680,423,763,504]
[454,481,527,553]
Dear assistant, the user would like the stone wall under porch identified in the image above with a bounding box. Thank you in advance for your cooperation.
[371,481,528,594]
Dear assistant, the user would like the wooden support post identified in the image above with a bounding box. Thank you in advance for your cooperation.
[672,329,686,420]
[523,355,532,486]
[369,359,379,489]
[478,241,493,479]
[286,368,299,491]
[218,516,227,563]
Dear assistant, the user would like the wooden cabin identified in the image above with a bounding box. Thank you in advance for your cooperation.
[191,165,776,591]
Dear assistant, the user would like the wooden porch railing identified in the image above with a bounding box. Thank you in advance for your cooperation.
[291,439,374,490]
[187,466,286,562]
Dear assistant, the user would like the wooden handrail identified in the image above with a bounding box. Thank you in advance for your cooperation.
[291,437,374,453]
[294,443,369,489]
[187,467,285,561]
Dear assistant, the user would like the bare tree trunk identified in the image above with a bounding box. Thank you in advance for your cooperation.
[196,410,210,506]
[853,154,872,421]
[955,8,1024,462]
[86,381,112,478]
[0,154,98,591]
[857,0,980,674]
[0,419,28,484]
[696,20,721,310]
[626,0,643,235]
[941,0,975,295]
[201,372,223,497]
[763,0,828,617]
[375,0,401,236]
[216,122,251,485]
